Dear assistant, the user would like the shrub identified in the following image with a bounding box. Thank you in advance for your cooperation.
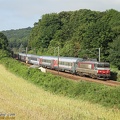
[0,57,120,109]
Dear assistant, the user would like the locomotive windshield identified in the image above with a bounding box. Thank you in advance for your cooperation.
[97,63,110,68]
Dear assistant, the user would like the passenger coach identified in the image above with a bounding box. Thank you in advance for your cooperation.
[39,56,83,74]
[19,53,40,65]
[76,61,110,79]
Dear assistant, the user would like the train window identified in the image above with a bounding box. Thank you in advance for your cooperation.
[97,63,110,68]
[59,61,72,66]
[43,59,51,63]
[94,64,97,70]
[31,57,37,61]
[104,64,110,67]
[79,63,92,69]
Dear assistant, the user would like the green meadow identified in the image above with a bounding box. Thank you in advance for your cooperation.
[0,64,120,120]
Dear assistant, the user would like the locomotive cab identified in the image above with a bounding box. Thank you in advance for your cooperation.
[95,62,110,79]
[76,61,110,80]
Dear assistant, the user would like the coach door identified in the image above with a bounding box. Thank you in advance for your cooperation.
[72,62,76,73]
[51,60,54,69]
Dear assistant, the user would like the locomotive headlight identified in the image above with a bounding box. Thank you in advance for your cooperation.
[98,70,102,74]
[106,70,110,74]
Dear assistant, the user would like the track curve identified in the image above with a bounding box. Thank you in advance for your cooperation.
[46,69,120,87]
[20,61,120,87]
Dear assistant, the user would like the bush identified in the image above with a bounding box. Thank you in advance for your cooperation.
[0,57,120,109]
[110,65,120,82]
[0,50,10,59]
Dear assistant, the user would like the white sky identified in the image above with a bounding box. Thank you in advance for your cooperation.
[0,0,120,31]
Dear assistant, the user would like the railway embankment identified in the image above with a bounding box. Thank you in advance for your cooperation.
[1,64,120,119]
[110,67,120,82]
[0,57,120,110]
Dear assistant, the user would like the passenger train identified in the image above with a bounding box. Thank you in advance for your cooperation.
[18,53,110,80]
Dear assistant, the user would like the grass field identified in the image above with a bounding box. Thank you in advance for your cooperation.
[0,64,120,120]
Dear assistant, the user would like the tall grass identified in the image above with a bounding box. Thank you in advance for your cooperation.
[1,64,120,120]
[110,65,120,81]
[0,57,120,109]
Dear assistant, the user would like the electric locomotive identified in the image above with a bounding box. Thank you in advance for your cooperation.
[76,61,110,79]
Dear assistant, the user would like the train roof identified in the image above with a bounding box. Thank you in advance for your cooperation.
[29,54,40,58]
[81,60,109,64]
[59,57,83,62]
[18,53,109,64]
[41,56,83,62]
[19,53,40,58]
[19,53,83,62]
[19,53,26,56]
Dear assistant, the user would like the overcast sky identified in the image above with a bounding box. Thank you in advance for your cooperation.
[0,0,120,31]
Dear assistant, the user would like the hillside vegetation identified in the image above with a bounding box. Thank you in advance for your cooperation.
[1,64,120,120]
[2,27,32,52]
[0,57,120,110]
[28,9,120,69]
[1,9,120,69]
[0,32,10,58]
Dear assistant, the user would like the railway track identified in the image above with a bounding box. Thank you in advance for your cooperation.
[21,61,120,87]
[46,69,120,87]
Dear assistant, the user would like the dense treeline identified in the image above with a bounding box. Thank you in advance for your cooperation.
[0,32,8,50]
[2,27,32,52]
[28,9,120,69]
[1,9,120,69]
[0,32,10,58]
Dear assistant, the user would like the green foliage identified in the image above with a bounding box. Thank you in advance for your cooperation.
[1,9,120,69]
[0,32,8,50]
[29,13,61,50]
[110,65,120,82]
[28,9,119,68]
[1,57,120,109]
[109,36,120,69]
[2,27,32,52]
[0,33,10,58]
[0,49,10,58]
[82,21,115,61]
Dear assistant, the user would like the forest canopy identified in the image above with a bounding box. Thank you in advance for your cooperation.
[2,27,32,52]
[0,32,10,58]
[2,9,120,69]
[0,32,8,50]
[28,9,120,68]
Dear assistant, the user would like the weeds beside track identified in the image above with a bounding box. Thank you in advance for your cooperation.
[0,57,120,110]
